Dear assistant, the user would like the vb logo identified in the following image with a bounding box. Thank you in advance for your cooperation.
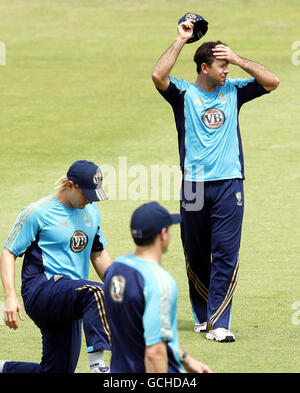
[202,108,225,129]
[70,231,88,253]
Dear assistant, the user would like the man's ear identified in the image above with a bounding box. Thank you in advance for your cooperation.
[160,227,169,241]
[201,62,208,74]
[67,180,75,189]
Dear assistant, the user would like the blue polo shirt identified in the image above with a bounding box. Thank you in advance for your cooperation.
[3,195,107,281]
[104,254,184,373]
[158,76,270,182]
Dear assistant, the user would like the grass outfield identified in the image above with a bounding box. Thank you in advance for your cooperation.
[0,0,299,373]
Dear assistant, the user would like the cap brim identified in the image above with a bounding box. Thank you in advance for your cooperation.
[82,187,108,202]
[170,214,181,224]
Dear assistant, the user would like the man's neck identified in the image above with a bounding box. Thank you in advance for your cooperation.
[134,245,162,266]
[55,190,72,208]
[195,74,217,92]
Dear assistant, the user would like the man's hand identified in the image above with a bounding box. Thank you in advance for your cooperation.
[212,43,280,91]
[179,349,212,373]
[177,20,195,43]
[212,44,241,65]
[183,357,212,373]
[4,295,24,330]
[0,248,24,330]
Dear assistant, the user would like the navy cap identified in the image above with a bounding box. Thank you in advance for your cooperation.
[67,160,108,202]
[130,202,181,240]
[178,13,208,44]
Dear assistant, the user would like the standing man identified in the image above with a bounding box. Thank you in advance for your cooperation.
[0,160,112,373]
[104,201,212,373]
[152,19,279,342]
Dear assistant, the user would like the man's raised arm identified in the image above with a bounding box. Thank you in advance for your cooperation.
[152,21,194,91]
[212,44,280,91]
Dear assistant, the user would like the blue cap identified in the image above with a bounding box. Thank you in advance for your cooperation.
[67,160,108,202]
[178,13,208,44]
[130,202,181,239]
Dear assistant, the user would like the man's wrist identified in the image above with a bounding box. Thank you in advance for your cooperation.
[175,35,189,46]
[233,54,246,67]
[4,289,17,300]
[179,349,188,365]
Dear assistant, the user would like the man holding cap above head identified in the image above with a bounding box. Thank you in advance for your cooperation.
[152,13,279,342]
[104,202,212,373]
[0,160,112,374]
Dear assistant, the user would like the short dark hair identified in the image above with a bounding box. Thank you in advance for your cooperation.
[133,236,156,247]
[194,41,227,74]
[132,226,170,247]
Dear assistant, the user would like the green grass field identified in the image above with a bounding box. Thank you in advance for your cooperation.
[0,0,299,373]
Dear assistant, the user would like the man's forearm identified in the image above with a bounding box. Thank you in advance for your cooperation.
[235,56,280,91]
[153,37,186,78]
[0,248,17,298]
[145,342,168,373]
[152,19,195,91]
[0,248,24,329]
[91,249,112,282]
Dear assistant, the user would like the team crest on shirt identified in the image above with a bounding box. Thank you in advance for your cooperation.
[83,214,91,227]
[60,219,68,227]
[110,275,126,303]
[194,97,204,106]
[70,230,88,253]
[202,107,225,129]
[219,92,227,103]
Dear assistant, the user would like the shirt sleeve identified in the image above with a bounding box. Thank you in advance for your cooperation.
[156,75,189,106]
[92,230,107,252]
[142,270,174,346]
[91,205,107,252]
[3,204,42,257]
[231,77,270,109]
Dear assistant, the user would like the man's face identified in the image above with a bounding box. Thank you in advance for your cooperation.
[162,227,171,254]
[206,59,229,86]
[69,184,92,209]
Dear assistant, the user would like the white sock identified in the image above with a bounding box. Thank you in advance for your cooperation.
[88,351,105,371]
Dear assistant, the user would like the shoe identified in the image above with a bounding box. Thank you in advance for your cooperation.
[206,328,235,342]
[91,365,110,373]
[0,360,6,373]
[194,322,207,333]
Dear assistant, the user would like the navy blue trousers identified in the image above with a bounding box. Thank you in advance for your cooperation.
[180,178,244,330]
[3,274,111,373]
